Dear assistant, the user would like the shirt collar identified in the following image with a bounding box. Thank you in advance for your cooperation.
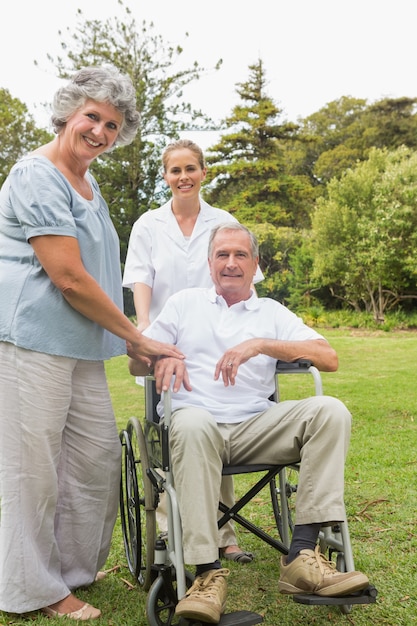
[208,286,259,310]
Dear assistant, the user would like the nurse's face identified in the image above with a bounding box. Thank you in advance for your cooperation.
[163,148,206,202]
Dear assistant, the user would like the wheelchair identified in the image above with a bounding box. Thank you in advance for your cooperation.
[119,361,377,626]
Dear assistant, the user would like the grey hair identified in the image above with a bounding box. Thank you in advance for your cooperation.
[208,222,259,258]
[51,65,140,147]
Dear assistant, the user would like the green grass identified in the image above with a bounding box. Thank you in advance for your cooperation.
[2,330,416,625]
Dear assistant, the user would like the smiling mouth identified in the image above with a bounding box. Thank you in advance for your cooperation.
[84,136,101,148]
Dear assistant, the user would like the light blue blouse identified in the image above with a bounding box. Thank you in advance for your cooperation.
[0,155,126,360]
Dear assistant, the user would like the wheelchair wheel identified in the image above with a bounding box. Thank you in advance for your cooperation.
[146,569,194,626]
[120,416,156,591]
[270,466,297,548]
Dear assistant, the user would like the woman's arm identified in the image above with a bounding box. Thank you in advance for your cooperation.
[29,234,183,362]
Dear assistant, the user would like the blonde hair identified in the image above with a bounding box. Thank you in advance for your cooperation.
[162,139,205,171]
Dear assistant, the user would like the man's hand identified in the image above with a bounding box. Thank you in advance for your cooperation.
[154,357,192,394]
[214,339,261,386]
[128,355,153,376]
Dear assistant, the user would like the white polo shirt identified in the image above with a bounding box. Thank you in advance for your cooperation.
[144,287,324,423]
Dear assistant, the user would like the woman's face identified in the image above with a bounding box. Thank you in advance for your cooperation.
[62,99,123,162]
[163,148,207,201]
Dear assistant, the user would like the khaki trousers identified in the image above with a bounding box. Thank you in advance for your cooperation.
[169,396,351,565]
[156,475,237,548]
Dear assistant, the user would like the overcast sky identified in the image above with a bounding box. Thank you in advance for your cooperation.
[3,0,416,148]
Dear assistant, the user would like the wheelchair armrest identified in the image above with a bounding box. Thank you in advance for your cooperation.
[276,359,312,371]
[275,359,323,396]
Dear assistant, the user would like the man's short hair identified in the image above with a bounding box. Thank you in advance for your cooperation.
[208,223,259,258]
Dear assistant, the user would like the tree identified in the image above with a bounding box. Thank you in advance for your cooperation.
[201,60,317,301]
[288,96,369,186]
[311,146,417,321]
[289,96,417,186]
[42,0,221,314]
[0,88,52,186]
[363,97,417,150]
[251,223,306,302]
[203,59,313,229]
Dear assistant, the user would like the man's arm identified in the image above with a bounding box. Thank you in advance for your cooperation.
[128,355,155,377]
[215,338,338,386]
[259,338,338,371]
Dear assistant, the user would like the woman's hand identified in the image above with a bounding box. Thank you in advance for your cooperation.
[127,333,185,368]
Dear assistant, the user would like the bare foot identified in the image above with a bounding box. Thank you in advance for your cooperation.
[220,544,254,563]
[222,544,242,555]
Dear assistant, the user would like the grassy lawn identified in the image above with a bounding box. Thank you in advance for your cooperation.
[2,330,416,625]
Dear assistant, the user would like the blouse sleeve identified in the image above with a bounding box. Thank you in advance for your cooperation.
[9,158,77,241]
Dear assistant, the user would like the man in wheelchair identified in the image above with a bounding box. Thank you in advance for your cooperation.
[129,222,369,624]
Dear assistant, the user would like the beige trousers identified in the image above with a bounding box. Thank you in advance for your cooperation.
[169,396,351,565]
[156,474,237,547]
[0,343,121,613]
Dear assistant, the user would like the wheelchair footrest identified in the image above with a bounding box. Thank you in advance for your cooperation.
[181,610,263,625]
[293,584,378,605]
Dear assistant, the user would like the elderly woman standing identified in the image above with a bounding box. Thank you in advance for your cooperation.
[0,66,182,620]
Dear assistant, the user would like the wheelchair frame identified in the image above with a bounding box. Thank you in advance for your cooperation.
[119,362,377,626]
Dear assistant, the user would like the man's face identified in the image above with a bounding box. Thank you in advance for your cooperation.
[209,229,258,302]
